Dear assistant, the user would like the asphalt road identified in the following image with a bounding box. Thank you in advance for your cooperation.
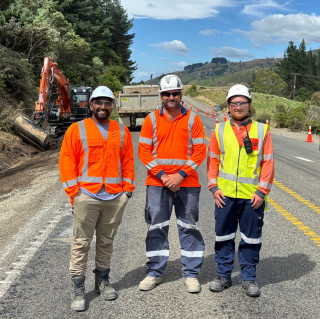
[0,101,319,318]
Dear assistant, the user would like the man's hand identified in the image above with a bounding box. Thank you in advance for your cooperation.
[251,193,264,209]
[161,173,183,192]
[213,189,226,208]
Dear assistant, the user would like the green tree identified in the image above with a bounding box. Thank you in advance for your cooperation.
[251,70,288,96]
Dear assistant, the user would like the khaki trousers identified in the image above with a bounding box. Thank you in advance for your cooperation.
[70,192,128,277]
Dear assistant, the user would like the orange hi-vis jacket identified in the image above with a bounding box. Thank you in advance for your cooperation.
[139,107,206,187]
[59,118,135,202]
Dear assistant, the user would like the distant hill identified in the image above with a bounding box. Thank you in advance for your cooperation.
[147,57,283,87]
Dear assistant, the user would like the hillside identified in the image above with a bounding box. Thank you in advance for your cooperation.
[148,57,282,86]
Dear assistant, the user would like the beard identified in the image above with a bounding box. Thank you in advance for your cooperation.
[92,108,111,120]
[163,99,181,111]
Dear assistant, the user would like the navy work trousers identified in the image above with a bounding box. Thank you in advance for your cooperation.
[214,196,265,281]
[144,186,205,278]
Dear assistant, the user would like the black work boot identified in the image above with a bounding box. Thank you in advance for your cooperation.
[242,280,261,297]
[93,268,118,301]
[209,276,232,292]
[71,276,86,311]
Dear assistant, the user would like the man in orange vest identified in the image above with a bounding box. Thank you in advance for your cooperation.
[138,75,206,293]
[59,86,135,311]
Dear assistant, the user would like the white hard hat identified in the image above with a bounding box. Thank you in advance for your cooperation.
[159,74,183,92]
[90,86,115,103]
[226,84,252,101]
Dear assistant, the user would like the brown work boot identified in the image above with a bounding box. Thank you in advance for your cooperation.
[94,268,118,301]
[71,276,86,311]
[139,276,163,291]
[185,277,201,293]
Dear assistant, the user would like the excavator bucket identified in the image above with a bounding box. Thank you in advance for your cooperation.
[13,115,49,150]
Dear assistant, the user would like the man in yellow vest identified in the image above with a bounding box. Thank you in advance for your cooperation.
[207,84,274,297]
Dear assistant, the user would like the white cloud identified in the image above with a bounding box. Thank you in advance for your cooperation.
[240,13,320,44]
[120,0,233,20]
[242,0,289,17]
[211,46,255,59]
[173,61,188,69]
[199,29,219,36]
[151,40,189,54]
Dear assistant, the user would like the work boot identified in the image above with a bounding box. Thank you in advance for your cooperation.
[93,268,118,301]
[184,277,201,293]
[209,276,232,292]
[139,276,163,291]
[71,276,86,312]
[242,280,261,297]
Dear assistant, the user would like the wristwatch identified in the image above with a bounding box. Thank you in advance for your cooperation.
[125,191,132,199]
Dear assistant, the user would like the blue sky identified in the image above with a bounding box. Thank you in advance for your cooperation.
[119,0,320,83]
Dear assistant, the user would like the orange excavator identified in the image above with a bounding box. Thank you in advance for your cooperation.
[14,57,92,149]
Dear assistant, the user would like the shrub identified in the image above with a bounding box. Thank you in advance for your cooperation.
[285,105,306,131]
[274,103,287,128]
[185,84,198,97]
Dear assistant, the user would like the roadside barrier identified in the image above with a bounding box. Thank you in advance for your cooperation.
[305,124,314,143]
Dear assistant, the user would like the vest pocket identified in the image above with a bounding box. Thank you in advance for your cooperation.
[88,140,103,163]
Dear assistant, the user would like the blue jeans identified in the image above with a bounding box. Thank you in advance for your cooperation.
[144,186,205,278]
[214,197,265,281]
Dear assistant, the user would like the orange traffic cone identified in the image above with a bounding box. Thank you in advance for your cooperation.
[224,112,227,121]
[305,124,314,143]
[190,104,192,110]
[216,116,219,125]
[212,110,215,118]
[197,107,199,112]
[207,109,209,116]
[266,118,270,126]
[185,103,187,108]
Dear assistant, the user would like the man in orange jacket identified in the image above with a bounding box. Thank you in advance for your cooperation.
[138,75,206,293]
[59,86,135,311]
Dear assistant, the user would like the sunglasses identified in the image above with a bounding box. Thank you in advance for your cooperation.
[229,102,249,108]
[162,92,181,97]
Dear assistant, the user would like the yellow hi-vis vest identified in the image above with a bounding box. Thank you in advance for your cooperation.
[216,120,268,199]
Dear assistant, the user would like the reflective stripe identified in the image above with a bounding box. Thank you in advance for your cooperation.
[238,176,259,185]
[146,159,159,170]
[62,179,78,189]
[259,181,272,190]
[217,122,226,170]
[118,122,125,149]
[149,112,158,158]
[105,177,122,184]
[78,121,89,177]
[192,137,205,145]
[146,250,170,257]
[123,177,135,186]
[177,219,198,230]
[157,159,187,166]
[207,151,219,159]
[240,232,262,244]
[254,123,265,177]
[216,232,236,242]
[208,178,217,185]
[139,137,153,145]
[181,250,204,258]
[78,176,103,183]
[262,153,274,161]
[218,170,237,182]
[188,112,196,158]
[186,159,198,170]
[148,220,170,231]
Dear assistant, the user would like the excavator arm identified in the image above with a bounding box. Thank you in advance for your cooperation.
[33,57,70,125]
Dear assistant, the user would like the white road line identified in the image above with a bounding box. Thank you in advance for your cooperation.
[0,205,67,300]
[295,156,314,162]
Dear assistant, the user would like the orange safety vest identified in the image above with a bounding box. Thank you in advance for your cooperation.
[59,118,135,200]
[138,107,206,187]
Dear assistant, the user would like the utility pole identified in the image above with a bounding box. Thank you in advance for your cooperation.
[292,73,299,100]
